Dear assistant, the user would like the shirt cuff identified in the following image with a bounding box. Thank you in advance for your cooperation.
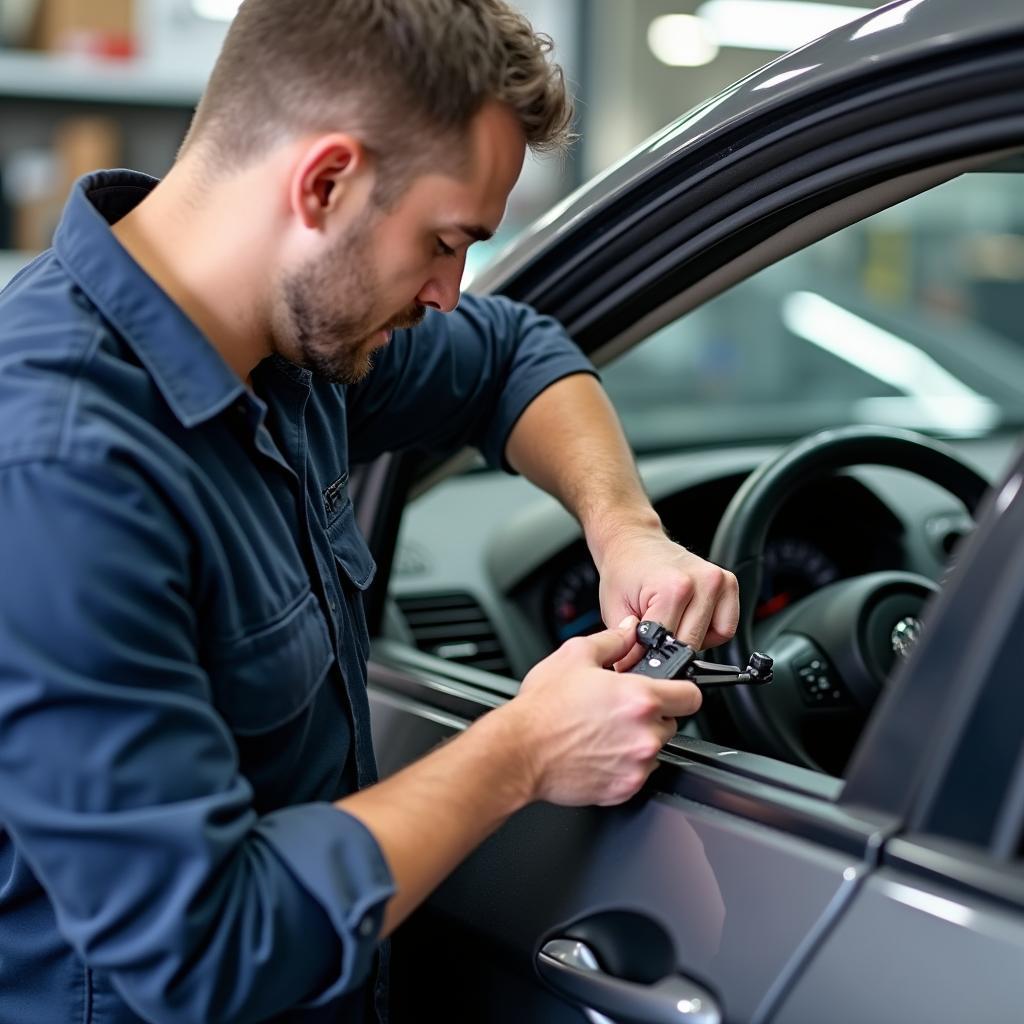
[256,803,395,1006]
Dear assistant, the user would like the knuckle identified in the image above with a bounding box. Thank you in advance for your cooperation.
[560,636,588,657]
[636,735,664,761]
[628,693,659,719]
[619,770,647,799]
[679,628,704,649]
[700,566,725,593]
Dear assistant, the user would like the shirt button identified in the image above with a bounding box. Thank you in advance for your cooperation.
[328,599,337,613]
[358,915,375,938]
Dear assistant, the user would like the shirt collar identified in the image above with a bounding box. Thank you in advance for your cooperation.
[53,169,246,428]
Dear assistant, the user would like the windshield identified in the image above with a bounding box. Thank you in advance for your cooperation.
[602,167,1024,453]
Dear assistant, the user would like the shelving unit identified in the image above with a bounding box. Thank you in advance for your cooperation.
[0,49,205,106]
[0,46,204,251]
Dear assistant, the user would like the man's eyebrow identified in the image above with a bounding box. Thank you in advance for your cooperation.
[456,224,494,243]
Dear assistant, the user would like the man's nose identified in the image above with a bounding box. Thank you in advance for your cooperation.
[417,259,465,313]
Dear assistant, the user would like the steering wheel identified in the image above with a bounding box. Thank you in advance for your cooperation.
[707,426,990,773]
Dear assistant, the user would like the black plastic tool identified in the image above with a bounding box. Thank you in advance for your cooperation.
[630,620,773,687]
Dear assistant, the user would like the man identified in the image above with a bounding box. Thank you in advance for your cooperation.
[0,1,738,1021]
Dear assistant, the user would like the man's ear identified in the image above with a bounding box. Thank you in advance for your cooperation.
[289,133,371,230]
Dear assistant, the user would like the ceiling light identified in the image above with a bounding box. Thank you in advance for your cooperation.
[648,14,720,67]
[782,291,998,432]
[192,0,241,21]
[782,291,986,401]
[696,0,872,53]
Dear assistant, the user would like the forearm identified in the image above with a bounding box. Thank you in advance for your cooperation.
[504,373,739,650]
[505,374,663,564]
[336,706,531,937]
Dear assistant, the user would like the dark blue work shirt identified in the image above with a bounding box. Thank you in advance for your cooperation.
[0,170,594,1024]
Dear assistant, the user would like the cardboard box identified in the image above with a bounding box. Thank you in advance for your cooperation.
[54,116,122,188]
[10,116,121,251]
[31,0,134,54]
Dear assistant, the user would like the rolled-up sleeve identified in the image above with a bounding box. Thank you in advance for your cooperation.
[0,458,394,1024]
[346,292,597,469]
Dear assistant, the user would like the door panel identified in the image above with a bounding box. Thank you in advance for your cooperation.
[773,866,1024,1023]
[370,686,864,1023]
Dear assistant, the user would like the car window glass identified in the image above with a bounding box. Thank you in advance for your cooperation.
[389,166,1024,765]
[603,169,1024,454]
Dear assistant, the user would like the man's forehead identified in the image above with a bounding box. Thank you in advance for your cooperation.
[400,170,508,235]
[392,103,524,230]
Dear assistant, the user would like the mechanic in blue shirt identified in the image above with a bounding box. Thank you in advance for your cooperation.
[0,2,739,1022]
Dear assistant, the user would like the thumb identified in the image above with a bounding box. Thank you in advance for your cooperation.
[575,615,638,668]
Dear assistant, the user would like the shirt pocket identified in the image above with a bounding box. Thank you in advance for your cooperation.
[326,498,376,661]
[210,589,333,736]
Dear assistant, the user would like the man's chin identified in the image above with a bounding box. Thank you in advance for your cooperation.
[340,343,377,384]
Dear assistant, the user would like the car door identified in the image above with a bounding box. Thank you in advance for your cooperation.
[774,447,1024,1023]
[358,15,1024,1022]
[369,646,893,1023]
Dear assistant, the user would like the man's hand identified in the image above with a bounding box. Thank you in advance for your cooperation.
[503,375,738,666]
[593,526,739,671]
[505,616,702,806]
[339,616,701,936]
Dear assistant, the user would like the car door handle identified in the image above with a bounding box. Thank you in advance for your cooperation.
[537,938,721,1024]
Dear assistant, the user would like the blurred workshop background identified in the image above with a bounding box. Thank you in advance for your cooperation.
[0,0,884,287]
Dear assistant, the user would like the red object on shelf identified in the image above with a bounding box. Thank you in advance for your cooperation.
[31,0,136,57]
[59,29,137,60]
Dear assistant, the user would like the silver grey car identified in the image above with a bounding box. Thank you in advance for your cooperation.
[360,1,1024,1020]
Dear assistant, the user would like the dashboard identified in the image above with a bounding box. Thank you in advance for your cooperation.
[529,474,904,649]
[386,437,1015,683]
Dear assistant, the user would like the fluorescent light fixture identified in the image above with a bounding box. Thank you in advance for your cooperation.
[782,291,998,432]
[695,0,871,53]
[782,291,986,400]
[648,14,720,67]
[853,396,998,432]
[192,0,241,21]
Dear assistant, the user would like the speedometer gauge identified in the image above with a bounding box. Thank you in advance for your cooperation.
[756,538,840,621]
[547,560,603,643]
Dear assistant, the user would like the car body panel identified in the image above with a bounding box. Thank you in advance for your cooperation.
[369,693,866,1023]
[476,0,1024,292]
[773,867,1024,1023]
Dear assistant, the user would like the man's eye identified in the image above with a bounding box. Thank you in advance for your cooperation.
[435,238,457,258]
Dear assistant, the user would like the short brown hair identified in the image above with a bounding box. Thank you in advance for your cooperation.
[183,0,574,195]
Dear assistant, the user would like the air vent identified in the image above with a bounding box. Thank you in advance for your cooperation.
[395,592,511,676]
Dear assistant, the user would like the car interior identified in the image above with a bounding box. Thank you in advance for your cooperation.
[377,152,1024,780]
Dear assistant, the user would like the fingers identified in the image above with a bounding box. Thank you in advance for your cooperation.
[648,678,703,719]
[646,565,739,651]
[703,570,740,648]
[613,641,646,674]
[656,715,680,745]
[564,615,638,668]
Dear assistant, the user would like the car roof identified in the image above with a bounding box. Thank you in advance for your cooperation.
[475,0,1024,291]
